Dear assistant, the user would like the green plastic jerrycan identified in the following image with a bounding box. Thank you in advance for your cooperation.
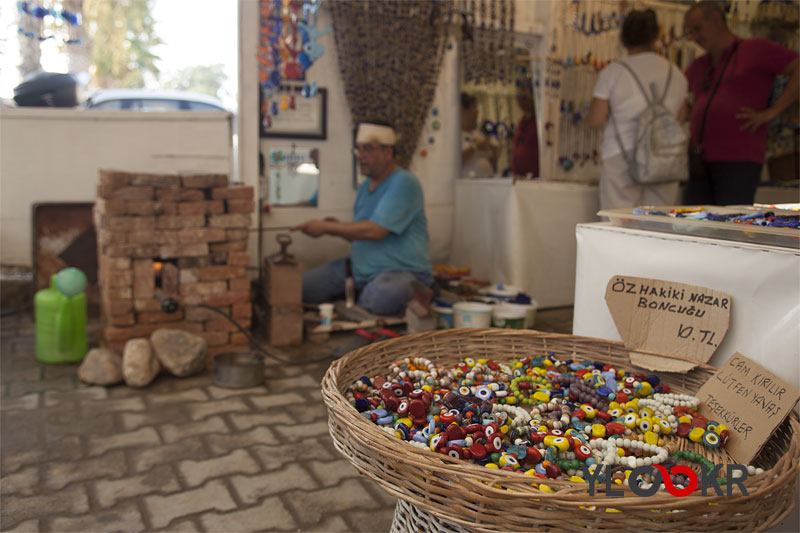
[34,268,88,364]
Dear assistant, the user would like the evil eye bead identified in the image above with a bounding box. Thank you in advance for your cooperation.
[608,408,623,418]
[484,422,500,438]
[465,358,476,368]
[551,436,571,451]
[499,453,520,468]
[575,444,593,460]
[658,419,672,435]
[702,430,720,448]
[397,400,409,416]
[458,385,472,397]
[688,427,705,443]
[638,416,653,433]
[475,386,493,400]
[639,407,654,418]
[580,405,597,419]
[446,445,464,459]
[622,413,638,429]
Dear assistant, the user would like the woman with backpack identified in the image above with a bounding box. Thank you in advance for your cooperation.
[588,9,689,210]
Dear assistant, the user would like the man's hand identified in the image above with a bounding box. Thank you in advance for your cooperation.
[291,219,328,237]
[736,106,778,133]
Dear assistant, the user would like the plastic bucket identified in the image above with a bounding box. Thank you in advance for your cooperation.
[482,284,522,301]
[453,302,492,328]
[492,305,527,329]
[432,305,454,329]
[502,300,539,328]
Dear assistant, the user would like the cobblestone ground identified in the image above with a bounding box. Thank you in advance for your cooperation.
[0,307,573,532]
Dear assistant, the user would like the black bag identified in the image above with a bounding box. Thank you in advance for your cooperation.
[688,145,707,182]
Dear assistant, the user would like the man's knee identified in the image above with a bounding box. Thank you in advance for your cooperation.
[359,274,414,316]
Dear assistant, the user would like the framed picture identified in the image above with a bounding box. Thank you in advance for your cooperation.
[260,86,327,140]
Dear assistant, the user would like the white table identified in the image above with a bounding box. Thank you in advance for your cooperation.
[449,178,600,308]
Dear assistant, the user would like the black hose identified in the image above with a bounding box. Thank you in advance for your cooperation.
[197,303,335,366]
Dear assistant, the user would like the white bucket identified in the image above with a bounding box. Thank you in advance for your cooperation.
[432,305,454,329]
[492,305,527,329]
[480,284,523,301]
[452,302,493,328]
[500,301,538,328]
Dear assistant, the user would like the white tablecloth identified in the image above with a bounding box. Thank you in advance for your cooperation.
[449,178,600,308]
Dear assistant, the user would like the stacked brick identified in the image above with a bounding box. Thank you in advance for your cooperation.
[93,170,254,359]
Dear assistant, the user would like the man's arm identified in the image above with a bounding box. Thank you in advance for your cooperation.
[291,219,389,241]
[736,57,799,132]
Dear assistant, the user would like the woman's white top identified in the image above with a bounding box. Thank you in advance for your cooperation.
[592,52,688,160]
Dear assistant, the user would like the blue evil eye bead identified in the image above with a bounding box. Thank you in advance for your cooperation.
[458,385,471,397]
[475,386,493,400]
[702,430,720,448]
[432,108,439,116]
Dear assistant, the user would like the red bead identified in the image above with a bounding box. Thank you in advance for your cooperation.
[524,447,543,465]
[574,444,593,460]
[676,422,692,437]
[469,442,487,459]
[408,399,427,418]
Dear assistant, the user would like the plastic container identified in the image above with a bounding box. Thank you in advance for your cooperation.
[502,300,538,328]
[598,205,799,249]
[492,305,526,329]
[453,302,492,328]
[480,284,523,301]
[432,305,454,329]
[318,303,335,326]
[34,272,87,364]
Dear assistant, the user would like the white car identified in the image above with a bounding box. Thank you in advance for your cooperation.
[84,89,228,112]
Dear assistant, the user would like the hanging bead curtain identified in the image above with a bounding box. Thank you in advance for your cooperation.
[329,0,453,168]
[459,0,515,85]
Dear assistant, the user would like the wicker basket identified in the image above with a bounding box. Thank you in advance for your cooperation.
[321,329,800,532]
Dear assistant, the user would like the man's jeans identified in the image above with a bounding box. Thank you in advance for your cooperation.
[302,257,433,316]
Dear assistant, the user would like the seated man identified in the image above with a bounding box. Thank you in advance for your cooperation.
[292,121,433,316]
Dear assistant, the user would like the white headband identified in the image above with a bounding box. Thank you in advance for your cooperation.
[356,123,397,145]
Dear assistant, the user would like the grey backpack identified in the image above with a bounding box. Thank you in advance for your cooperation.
[610,61,688,184]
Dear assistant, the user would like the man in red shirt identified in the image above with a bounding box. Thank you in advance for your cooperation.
[684,1,798,205]
[511,81,540,178]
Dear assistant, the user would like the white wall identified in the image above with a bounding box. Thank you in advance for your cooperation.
[238,1,461,271]
[0,107,232,266]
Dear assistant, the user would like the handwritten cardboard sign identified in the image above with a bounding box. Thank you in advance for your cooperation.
[696,353,800,464]
[605,275,731,372]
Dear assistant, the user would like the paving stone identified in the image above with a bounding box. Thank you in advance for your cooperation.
[41,364,79,380]
[248,391,304,410]
[263,374,320,394]
[43,386,107,407]
[143,479,237,529]
[118,404,185,431]
[205,426,277,454]
[199,496,295,532]
[306,459,363,487]
[229,463,316,504]
[228,411,292,430]
[1,410,46,452]
[0,466,39,496]
[206,384,265,400]
[345,507,398,532]
[272,420,330,441]
[0,484,89,526]
[87,427,161,456]
[185,397,251,421]
[283,400,329,423]
[129,438,209,473]
[8,376,75,396]
[251,437,337,470]
[159,415,228,444]
[177,448,260,488]
[47,501,145,533]
[94,464,181,508]
[0,393,39,411]
[2,518,40,532]
[45,412,116,439]
[304,515,352,533]
[286,479,381,526]
[81,396,146,417]
[1,449,45,476]
[151,518,201,532]
[146,388,208,406]
[43,451,127,490]
[1,367,41,382]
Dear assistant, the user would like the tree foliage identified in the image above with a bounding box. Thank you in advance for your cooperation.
[83,0,163,88]
[163,64,227,99]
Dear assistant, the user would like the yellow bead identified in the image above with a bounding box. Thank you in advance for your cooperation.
[543,359,553,367]
[397,417,413,428]
[552,437,570,451]
[465,358,476,367]
[539,484,553,492]
[500,424,509,434]
[524,469,537,476]
[506,396,517,405]
[689,427,705,442]
[609,408,622,418]
[638,382,653,396]
[616,447,626,457]
[622,413,638,429]
[639,407,654,418]
[638,416,653,433]
[485,463,499,469]
[543,435,557,447]
[533,391,550,403]
[591,424,606,438]
[678,415,692,424]
[609,401,621,411]
[477,358,488,364]
[714,424,728,434]
[570,475,586,483]
[538,425,549,432]
[644,431,658,445]
[580,404,597,419]
[421,385,432,392]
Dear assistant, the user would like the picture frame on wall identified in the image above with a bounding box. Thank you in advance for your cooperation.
[260,85,327,140]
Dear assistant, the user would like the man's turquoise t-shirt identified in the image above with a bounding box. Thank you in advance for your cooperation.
[350,168,432,284]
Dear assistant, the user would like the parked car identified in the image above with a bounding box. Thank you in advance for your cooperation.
[83,89,228,112]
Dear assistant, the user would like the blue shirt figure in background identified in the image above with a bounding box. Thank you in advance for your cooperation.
[292,121,433,316]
